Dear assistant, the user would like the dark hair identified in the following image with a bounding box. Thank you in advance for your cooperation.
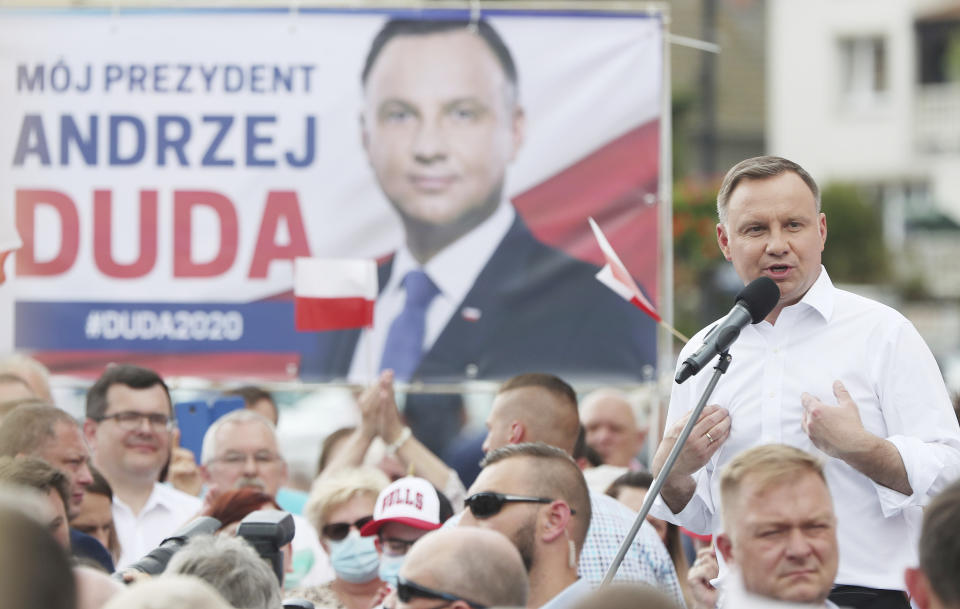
[0,456,70,511]
[606,471,654,499]
[919,480,960,604]
[86,466,113,501]
[605,471,689,588]
[0,404,77,458]
[0,506,76,609]
[223,386,275,408]
[85,364,171,420]
[361,18,518,91]
[498,373,577,408]
[572,426,603,468]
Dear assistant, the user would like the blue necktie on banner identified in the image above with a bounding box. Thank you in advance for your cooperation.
[379,270,440,381]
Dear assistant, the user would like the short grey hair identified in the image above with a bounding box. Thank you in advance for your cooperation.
[716,155,821,224]
[200,410,278,465]
[165,534,282,609]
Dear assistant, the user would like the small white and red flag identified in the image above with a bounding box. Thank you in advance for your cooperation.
[589,217,689,343]
[294,257,377,332]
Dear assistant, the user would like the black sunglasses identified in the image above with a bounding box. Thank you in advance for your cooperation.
[322,516,373,541]
[397,575,488,609]
[464,492,575,519]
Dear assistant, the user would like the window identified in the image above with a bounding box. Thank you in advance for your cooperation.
[838,36,888,110]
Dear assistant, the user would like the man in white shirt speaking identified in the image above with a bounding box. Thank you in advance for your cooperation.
[651,155,960,609]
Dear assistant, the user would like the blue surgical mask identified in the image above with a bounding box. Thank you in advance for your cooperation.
[328,532,380,583]
[378,553,405,589]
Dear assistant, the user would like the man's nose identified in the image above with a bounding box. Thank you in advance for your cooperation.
[412,120,446,162]
[765,228,789,255]
[784,529,813,559]
[242,454,259,474]
[77,461,94,487]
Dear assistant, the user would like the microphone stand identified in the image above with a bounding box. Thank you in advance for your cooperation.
[600,351,732,586]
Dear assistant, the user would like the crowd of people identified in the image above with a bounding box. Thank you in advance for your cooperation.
[1,16,959,608]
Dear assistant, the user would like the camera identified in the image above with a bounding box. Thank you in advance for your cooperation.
[236,509,295,584]
[118,516,222,577]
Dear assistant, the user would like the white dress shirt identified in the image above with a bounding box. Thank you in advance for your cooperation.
[113,482,203,569]
[652,268,960,590]
[348,203,515,381]
[538,577,593,609]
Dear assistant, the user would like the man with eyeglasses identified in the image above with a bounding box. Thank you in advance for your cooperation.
[396,526,528,609]
[459,443,592,609]
[83,364,201,568]
[199,408,335,588]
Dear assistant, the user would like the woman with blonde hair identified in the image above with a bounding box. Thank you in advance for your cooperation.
[296,466,390,609]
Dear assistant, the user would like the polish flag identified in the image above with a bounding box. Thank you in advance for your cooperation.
[588,217,661,323]
[294,258,377,332]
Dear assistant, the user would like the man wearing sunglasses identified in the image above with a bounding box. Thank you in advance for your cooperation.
[396,526,529,609]
[479,373,684,604]
[83,364,201,568]
[460,443,592,609]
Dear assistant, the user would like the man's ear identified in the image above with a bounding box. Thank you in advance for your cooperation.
[508,421,525,445]
[717,223,732,261]
[199,464,212,484]
[82,419,98,451]
[716,533,734,564]
[904,567,931,609]
[539,501,573,545]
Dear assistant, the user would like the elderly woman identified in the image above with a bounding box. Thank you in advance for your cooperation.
[297,466,390,609]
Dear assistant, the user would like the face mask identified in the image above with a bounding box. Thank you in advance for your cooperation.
[378,553,405,589]
[328,532,380,583]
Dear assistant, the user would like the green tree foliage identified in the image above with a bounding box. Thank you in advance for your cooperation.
[820,183,891,283]
[673,177,725,336]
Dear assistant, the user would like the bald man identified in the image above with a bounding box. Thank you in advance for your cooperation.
[398,526,529,609]
[580,389,647,469]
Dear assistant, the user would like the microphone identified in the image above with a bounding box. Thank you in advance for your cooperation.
[675,277,780,384]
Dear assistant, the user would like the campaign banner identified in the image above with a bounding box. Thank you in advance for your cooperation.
[0,5,665,382]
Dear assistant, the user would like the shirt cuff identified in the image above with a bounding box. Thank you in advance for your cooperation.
[649,482,715,535]
[873,435,938,516]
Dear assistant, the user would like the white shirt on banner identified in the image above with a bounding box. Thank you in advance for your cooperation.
[651,267,960,591]
[113,482,202,569]
[348,203,515,381]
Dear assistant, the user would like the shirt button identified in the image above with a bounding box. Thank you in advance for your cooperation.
[769,392,775,398]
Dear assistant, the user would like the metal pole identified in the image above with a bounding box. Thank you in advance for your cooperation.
[601,352,731,586]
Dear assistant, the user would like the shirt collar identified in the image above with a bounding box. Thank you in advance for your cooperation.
[386,203,516,303]
[795,265,834,322]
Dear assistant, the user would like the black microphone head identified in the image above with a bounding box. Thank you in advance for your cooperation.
[735,277,781,323]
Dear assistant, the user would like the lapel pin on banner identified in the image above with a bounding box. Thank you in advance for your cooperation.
[461,307,482,322]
